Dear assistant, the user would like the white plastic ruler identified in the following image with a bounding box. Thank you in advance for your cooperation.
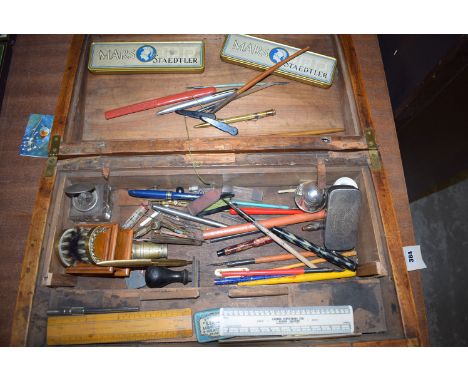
[219,306,354,337]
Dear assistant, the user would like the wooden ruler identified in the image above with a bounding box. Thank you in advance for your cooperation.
[47,308,193,345]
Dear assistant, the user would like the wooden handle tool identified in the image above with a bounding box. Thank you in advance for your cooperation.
[202,210,326,240]
[237,46,310,94]
[209,46,310,113]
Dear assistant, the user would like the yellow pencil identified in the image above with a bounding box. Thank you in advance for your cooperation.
[237,270,356,286]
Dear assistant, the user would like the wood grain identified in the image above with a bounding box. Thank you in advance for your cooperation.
[9,36,82,346]
[59,135,367,157]
[0,35,73,346]
[350,35,429,345]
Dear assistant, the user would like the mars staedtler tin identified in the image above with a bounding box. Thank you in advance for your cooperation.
[88,41,205,74]
[221,35,337,88]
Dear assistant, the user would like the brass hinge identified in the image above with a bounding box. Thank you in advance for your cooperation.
[44,135,61,177]
[365,129,381,170]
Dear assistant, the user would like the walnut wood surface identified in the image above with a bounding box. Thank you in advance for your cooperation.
[8,36,82,346]
[0,35,72,346]
[3,35,428,346]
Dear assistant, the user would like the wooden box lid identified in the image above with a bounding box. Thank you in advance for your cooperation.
[51,34,369,158]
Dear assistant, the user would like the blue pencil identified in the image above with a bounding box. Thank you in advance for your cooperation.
[128,190,292,210]
[234,201,291,210]
[214,275,287,286]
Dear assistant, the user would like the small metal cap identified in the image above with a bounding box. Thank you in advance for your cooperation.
[64,183,96,197]
[333,177,358,189]
[294,181,326,213]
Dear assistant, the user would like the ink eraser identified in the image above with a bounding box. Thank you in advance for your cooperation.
[324,186,361,251]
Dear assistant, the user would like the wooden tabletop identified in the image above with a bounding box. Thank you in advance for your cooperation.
[0,35,428,346]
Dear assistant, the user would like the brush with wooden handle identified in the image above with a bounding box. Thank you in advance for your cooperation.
[202,210,326,240]
[208,46,310,113]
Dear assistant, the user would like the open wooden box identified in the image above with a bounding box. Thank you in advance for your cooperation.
[13,35,422,346]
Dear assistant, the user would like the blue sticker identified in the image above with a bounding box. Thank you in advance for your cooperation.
[269,47,289,64]
[136,45,156,62]
[19,114,54,158]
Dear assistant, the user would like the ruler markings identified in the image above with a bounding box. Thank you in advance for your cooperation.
[219,306,354,337]
[47,308,193,345]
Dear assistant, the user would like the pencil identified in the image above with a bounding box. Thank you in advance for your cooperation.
[237,270,356,286]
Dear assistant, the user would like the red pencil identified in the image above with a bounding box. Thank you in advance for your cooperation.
[220,269,310,277]
[104,87,217,119]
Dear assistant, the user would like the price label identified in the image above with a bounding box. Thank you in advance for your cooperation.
[403,245,427,271]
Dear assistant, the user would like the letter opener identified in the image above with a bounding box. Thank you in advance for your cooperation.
[157,82,281,116]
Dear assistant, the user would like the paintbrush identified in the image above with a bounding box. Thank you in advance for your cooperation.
[208,46,310,113]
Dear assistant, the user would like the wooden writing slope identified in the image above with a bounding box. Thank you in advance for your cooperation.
[11,35,428,346]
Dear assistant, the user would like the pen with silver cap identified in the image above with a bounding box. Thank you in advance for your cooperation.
[157,89,236,115]
[151,204,227,229]
[158,82,285,116]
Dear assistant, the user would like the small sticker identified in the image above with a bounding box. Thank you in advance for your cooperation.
[19,114,54,158]
[403,245,426,271]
